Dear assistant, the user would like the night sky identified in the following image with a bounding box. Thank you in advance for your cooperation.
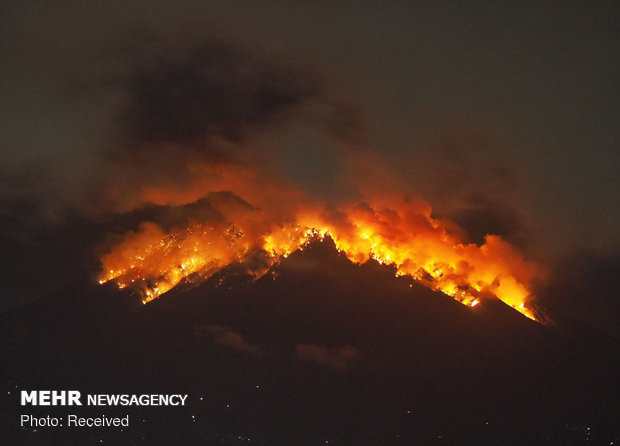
[1,4,618,334]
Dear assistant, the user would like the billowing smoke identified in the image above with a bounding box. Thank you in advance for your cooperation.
[94,40,358,214]
[88,39,545,320]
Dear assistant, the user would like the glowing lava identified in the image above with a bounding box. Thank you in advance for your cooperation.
[99,197,540,320]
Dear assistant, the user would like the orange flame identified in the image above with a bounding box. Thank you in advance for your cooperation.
[99,194,540,320]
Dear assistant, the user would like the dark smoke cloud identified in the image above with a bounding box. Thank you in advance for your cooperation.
[451,195,529,247]
[117,43,319,149]
[89,37,362,213]
[377,125,538,253]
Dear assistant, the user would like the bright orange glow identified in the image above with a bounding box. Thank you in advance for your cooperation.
[98,195,540,320]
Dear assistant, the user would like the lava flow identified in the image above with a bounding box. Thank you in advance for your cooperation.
[98,194,541,320]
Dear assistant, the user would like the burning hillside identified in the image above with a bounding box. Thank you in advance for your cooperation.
[99,190,541,320]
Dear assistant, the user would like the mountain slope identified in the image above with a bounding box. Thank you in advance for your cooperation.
[2,238,619,445]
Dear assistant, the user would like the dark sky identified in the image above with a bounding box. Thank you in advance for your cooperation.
[0,1,618,332]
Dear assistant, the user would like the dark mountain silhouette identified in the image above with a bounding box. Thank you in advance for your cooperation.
[2,237,619,445]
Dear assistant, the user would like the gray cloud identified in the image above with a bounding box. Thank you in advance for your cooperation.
[112,42,319,158]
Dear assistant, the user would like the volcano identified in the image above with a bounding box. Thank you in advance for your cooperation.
[2,237,619,445]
